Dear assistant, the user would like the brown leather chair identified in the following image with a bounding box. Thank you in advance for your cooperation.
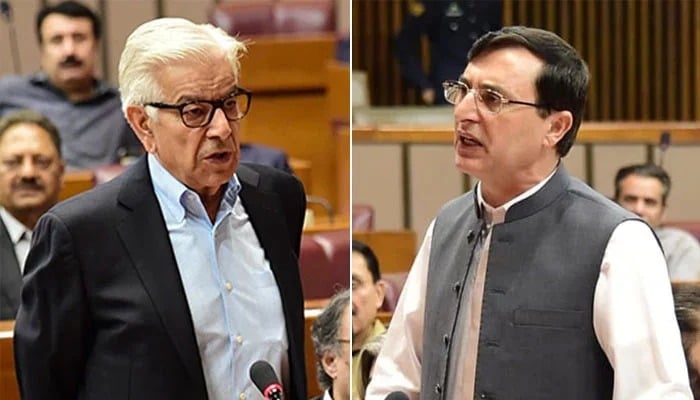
[299,230,349,300]
[352,204,375,230]
[209,0,335,36]
[380,272,408,312]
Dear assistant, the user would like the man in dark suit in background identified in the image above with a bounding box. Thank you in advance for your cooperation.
[14,17,307,400]
[395,0,502,105]
[0,110,64,320]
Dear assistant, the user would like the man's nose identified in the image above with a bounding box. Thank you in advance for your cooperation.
[18,158,38,177]
[206,108,233,139]
[454,89,479,121]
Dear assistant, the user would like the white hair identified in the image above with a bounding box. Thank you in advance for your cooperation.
[118,17,247,114]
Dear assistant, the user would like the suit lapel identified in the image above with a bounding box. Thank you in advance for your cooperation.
[0,218,21,319]
[114,158,206,391]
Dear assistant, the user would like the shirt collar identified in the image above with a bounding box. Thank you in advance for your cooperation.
[476,167,558,218]
[0,207,31,244]
[147,153,241,223]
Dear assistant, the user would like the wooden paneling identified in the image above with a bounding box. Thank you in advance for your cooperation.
[352,230,417,274]
[352,0,700,121]
[0,320,18,400]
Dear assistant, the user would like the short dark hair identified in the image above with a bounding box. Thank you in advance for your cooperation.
[310,289,350,391]
[468,26,589,157]
[0,110,62,157]
[352,240,381,282]
[672,282,700,398]
[36,1,101,44]
[614,163,671,206]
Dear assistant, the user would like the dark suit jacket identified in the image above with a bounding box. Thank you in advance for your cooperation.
[0,217,21,320]
[13,157,308,400]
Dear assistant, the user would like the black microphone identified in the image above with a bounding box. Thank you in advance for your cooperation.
[385,391,410,400]
[658,131,671,168]
[0,0,21,73]
[250,360,284,400]
[0,0,10,21]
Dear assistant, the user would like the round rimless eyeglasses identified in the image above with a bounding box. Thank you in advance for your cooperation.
[442,80,545,114]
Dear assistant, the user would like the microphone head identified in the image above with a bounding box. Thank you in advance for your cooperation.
[250,360,282,397]
[385,391,410,400]
[0,1,11,21]
[659,131,671,150]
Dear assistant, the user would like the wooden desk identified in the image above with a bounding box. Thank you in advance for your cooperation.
[352,230,416,274]
[238,34,343,209]
[303,215,350,235]
[353,121,700,228]
[0,320,18,400]
[59,170,95,201]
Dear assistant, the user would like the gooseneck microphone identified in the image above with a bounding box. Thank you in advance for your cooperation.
[658,131,671,168]
[0,0,21,73]
[385,391,410,400]
[249,360,284,400]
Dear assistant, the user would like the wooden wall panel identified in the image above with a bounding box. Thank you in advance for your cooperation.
[352,0,700,121]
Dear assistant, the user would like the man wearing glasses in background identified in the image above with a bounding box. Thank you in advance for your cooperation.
[367,26,691,399]
[310,290,351,400]
[14,18,307,400]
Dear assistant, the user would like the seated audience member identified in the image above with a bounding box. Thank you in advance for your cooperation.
[0,1,140,169]
[0,110,64,320]
[240,142,293,174]
[357,333,386,400]
[310,289,351,400]
[673,282,700,398]
[351,240,386,400]
[615,163,700,280]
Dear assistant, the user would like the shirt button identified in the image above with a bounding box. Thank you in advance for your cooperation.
[236,335,243,344]
[225,282,233,291]
[480,393,486,399]
[239,393,246,400]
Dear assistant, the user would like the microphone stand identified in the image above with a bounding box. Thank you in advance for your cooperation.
[1,0,21,73]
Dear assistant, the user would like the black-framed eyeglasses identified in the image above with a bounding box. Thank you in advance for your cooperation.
[442,80,545,114]
[144,87,252,128]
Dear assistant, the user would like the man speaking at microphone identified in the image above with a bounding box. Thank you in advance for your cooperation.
[13,17,307,400]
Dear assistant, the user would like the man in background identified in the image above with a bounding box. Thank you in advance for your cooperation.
[351,239,386,400]
[673,282,700,398]
[0,0,140,169]
[13,17,307,400]
[614,163,700,280]
[310,290,351,400]
[395,0,502,105]
[0,110,64,320]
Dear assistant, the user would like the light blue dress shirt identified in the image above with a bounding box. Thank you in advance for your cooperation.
[148,154,289,400]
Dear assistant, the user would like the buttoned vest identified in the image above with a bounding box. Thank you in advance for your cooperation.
[421,166,637,400]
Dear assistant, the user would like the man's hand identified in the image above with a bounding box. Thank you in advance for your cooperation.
[421,88,435,105]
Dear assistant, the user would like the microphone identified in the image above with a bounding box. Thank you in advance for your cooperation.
[306,195,335,224]
[385,391,410,400]
[0,0,10,21]
[658,131,671,167]
[249,360,284,400]
[0,0,21,73]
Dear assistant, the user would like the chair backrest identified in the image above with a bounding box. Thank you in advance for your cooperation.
[299,230,350,300]
[209,0,335,36]
[352,204,375,230]
[380,272,408,312]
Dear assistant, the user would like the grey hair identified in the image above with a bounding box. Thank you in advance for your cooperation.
[310,289,350,390]
[118,17,247,114]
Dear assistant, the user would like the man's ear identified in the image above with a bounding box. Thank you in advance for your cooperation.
[544,110,573,149]
[126,105,156,153]
[374,280,386,310]
[321,350,338,379]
